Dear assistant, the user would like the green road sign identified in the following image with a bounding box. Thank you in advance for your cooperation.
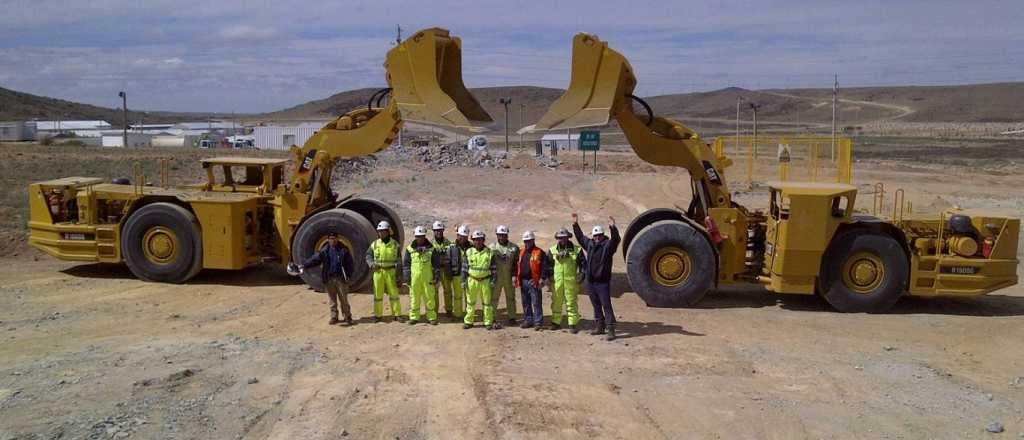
[579,130,600,151]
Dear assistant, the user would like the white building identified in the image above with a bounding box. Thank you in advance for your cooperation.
[0,121,37,141]
[253,122,325,150]
[35,120,112,139]
[101,132,154,148]
[540,133,580,150]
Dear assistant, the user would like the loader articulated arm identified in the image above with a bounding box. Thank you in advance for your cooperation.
[529,33,733,212]
[288,27,492,209]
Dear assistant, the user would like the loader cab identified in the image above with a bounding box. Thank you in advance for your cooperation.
[763,182,857,293]
[201,157,286,195]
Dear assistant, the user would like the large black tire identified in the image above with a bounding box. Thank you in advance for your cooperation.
[818,229,908,313]
[626,220,716,307]
[121,202,203,283]
[291,208,375,292]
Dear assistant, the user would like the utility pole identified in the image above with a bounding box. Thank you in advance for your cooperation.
[396,25,402,45]
[499,97,511,153]
[519,103,525,151]
[831,73,838,163]
[735,96,744,155]
[118,91,127,148]
[749,102,761,161]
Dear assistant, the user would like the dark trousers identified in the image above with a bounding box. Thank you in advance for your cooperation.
[326,277,351,320]
[588,281,615,325]
[519,277,543,325]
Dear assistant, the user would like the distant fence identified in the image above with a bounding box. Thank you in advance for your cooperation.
[713,135,852,184]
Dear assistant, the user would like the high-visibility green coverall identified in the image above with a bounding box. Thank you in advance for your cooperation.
[366,238,402,318]
[489,241,519,320]
[463,246,496,326]
[404,242,439,322]
[432,238,464,318]
[549,243,584,326]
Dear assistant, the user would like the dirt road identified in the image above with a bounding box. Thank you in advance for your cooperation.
[2,140,1023,439]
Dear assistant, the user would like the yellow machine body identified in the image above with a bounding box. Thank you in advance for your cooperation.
[27,28,491,288]
[529,32,1019,311]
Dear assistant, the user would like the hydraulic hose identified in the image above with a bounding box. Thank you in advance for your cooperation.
[628,94,654,127]
[367,88,392,111]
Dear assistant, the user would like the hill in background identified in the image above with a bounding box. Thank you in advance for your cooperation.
[0,86,230,126]
[4,82,1022,130]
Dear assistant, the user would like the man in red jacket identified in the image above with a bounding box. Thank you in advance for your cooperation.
[513,230,548,329]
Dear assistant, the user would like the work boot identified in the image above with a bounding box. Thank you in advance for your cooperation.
[519,320,532,329]
[408,319,418,326]
[548,322,561,331]
[569,324,579,334]
[508,318,517,325]
[429,320,438,326]
[605,324,616,341]
[328,317,341,325]
[590,320,605,335]
[463,323,472,330]
[397,315,407,323]
[534,323,543,331]
[342,317,354,326]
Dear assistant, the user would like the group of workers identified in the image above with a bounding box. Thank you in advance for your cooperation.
[295,214,622,340]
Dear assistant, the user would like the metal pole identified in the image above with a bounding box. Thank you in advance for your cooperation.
[118,91,128,148]
[751,103,759,161]
[735,96,742,156]
[831,73,838,163]
[519,103,525,151]
[499,97,511,153]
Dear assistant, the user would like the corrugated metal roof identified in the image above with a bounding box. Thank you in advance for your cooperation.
[36,120,111,130]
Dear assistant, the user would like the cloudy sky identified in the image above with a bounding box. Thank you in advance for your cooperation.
[1,0,1021,113]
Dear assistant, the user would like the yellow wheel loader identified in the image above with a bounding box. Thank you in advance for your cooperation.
[528,33,1019,312]
[27,28,492,291]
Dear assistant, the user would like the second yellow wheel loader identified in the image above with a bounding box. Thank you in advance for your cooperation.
[27,28,492,291]
[528,33,1019,312]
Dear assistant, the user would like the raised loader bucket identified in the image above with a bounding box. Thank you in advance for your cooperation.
[528,33,637,131]
[385,28,493,129]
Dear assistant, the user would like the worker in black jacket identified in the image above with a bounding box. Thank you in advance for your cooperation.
[572,213,621,340]
[294,232,355,326]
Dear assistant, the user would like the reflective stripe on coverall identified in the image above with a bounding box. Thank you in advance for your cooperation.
[489,241,518,320]
[464,247,495,326]
[549,244,582,326]
[432,238,464,317]
[369,239,401,318]
[405,243,438,322]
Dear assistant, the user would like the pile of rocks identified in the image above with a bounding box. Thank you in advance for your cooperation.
[332,155,378,177]
[385,142,509,169]
[535,155,560,168]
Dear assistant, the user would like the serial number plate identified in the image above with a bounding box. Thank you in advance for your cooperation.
[64,233,86,241]
[942,266,978,275]
[765,242,774,256]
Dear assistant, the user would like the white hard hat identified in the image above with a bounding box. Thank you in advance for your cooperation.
[432,220,445,231]
[457,225,470,237]
[522,230,535,241]
[471,230,485,240]
[555,228,571,239]
[496,225,509,235]
[376,221,391,231]
[414,226,427,237]
[592,225,605,236]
